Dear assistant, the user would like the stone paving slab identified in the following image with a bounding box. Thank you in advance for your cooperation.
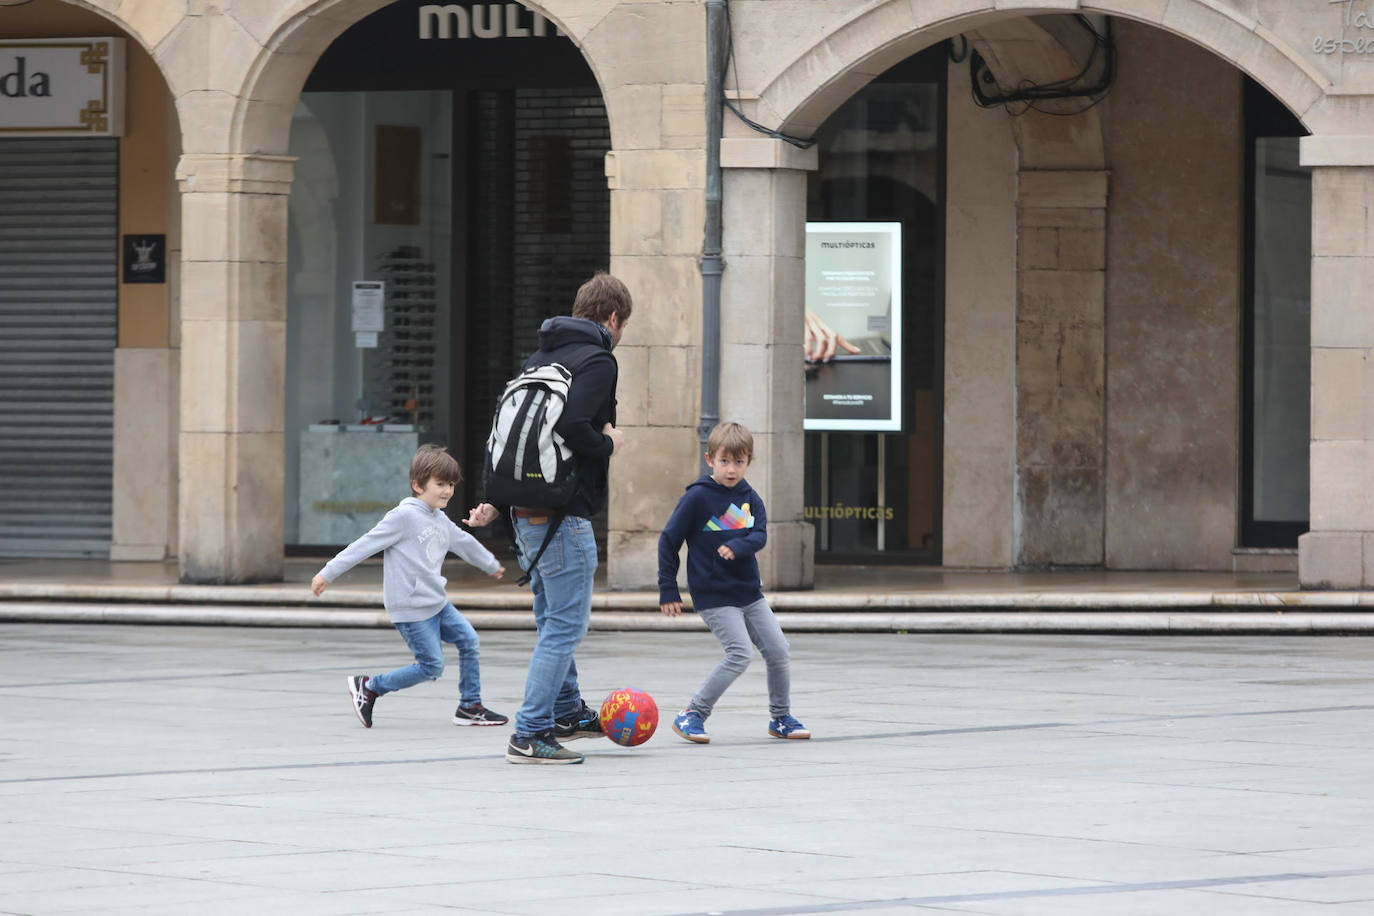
[5,623,1374,914]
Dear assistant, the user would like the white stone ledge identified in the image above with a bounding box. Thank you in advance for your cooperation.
[176,153,297,193]
[720,137,818,171]
[4,602,1374,633]
[5,585,1374,611]
[1301,135,1374,167]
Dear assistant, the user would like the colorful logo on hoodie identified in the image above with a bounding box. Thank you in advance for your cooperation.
[705,503,753,531]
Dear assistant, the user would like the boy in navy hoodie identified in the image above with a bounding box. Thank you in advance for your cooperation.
[657,422,810,744]
[312,444,507,729]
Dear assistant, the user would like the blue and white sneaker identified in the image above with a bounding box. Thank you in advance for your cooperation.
[672,709,710,744]
[768,714,811,740]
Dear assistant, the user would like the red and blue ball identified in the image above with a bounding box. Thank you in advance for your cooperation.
[599,688,658,747]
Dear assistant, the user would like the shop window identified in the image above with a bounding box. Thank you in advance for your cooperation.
[803,47,945,563]
[1242,79,1310,548]
[284,91,455,548]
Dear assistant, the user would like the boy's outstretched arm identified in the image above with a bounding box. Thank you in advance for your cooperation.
[657,493,695,613]
[312,510,405,595]
[443,515,504,577]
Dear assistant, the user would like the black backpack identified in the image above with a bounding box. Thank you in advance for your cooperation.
[482,345,599,584]
[482,361,579,510]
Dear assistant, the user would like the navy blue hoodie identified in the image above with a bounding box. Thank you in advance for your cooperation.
[657,475,767,611]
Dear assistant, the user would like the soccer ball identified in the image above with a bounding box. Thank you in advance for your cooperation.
[599,687,659,747]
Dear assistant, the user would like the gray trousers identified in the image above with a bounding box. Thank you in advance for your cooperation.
[689,597,791,719]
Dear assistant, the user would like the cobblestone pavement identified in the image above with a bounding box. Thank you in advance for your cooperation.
[5,622,1374,914]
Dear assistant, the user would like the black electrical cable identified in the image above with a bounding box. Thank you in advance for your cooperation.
[947,35,970,64]
[720,0,817,149]
[969,15,1114,114]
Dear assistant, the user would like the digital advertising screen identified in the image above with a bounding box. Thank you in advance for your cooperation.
[803,222,903,432]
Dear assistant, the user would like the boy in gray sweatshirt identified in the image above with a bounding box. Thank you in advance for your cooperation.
[312,444,507,728]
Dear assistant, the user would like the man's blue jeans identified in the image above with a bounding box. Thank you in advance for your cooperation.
[512,514,597,737]
[368,603,483,706]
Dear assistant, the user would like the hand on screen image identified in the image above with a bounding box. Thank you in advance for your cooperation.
[805,310,861,363]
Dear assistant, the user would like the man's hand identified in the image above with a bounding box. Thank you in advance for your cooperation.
[463,503,499,527]
[717,544,736,560]
[660,601,682,617]
[603,422,625,456]
[805,310,861,362]
[311,574,328,596]
[490,565,506,580]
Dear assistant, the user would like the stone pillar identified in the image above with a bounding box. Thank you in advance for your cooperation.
[1299,137,1374,588]
[603,146,708,590]
[718,137,816,590]
[1015,170,1109,566]
[175,153,294,583]
[110,349,178,560]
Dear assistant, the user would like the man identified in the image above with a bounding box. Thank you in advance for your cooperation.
[466,272,631,764]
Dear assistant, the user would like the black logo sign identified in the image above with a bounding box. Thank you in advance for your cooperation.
[123,234,166,284]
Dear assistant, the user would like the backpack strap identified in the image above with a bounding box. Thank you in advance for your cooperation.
[513,510,567,587]
[506,341,609,586]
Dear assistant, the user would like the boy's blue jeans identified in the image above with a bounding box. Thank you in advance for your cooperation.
[368,603,483,706]
[511,514,598,737]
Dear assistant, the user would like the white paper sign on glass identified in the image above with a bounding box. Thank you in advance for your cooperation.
[803,222,903,432]
[351,281,385,332]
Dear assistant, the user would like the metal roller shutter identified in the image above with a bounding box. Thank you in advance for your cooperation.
[0,138,118,557]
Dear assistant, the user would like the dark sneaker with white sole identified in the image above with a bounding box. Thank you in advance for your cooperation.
[346,674,378,728]
[506,732,584,764]
[553,700,603,742]
[453,703,508,726]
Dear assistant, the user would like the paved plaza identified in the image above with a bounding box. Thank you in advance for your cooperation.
[5,622,1374,914]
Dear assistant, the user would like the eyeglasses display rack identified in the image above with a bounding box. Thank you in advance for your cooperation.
[366,245,437,430]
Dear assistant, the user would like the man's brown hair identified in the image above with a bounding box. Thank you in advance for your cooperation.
[706,421,754,463]
[571,271,633,325]
[410,444,461,489]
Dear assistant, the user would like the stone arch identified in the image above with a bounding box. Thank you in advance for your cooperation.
[959,16,1108,170]
[25,0,168,58]
[729,0,1325,573]
[753,0,1328,139]
[227,0,616,157]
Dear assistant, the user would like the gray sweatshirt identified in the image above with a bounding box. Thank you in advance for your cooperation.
[317,497,501,623]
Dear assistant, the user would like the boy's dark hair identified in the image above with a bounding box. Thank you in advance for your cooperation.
[571,271,633,325]
[410,444,461,488]
[706,422,753,463]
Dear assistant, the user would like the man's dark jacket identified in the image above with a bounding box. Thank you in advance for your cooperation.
[520,315,618,519]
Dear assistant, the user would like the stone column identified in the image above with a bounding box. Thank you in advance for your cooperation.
[603,146,708,590]
[1299,137,1374,587]
[175,153,294,583]
[718,137,816,589]
[1015,170,1109,566]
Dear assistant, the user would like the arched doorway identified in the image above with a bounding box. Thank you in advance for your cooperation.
[277,2,613,554]
[730,1,1322,571]
[0,1,179,561]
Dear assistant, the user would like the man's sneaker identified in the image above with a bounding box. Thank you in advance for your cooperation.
[553,700,604,742]
[506,732,585,765]
[453,703,509,726]
[346,675,378,728]
[768,714,811,739]
[672,709,710,744]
